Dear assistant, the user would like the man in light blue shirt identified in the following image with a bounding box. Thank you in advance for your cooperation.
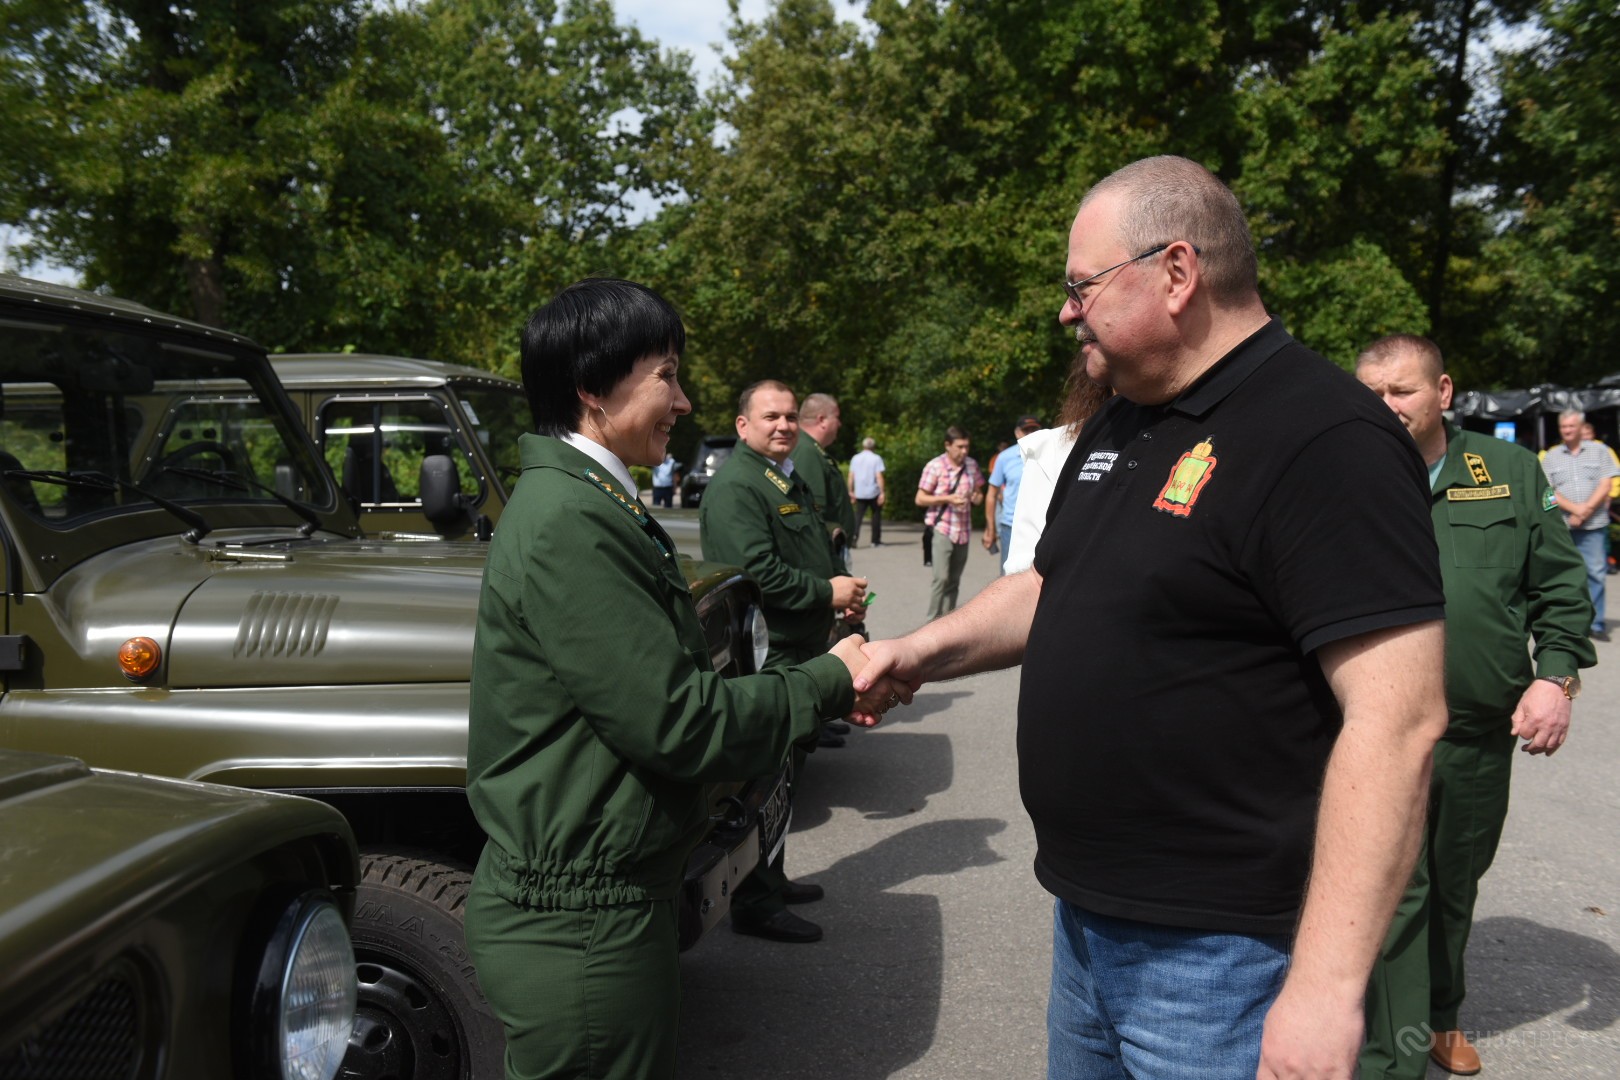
[650,452,679,507]
[983,414,1043,574]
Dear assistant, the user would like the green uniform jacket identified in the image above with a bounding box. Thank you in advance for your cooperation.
[1433,423,1596,737]
[791,430,857,534]
[700,442,843,657]
[467,435,851,909]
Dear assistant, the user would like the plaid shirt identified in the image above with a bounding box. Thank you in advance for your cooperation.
[918,453,984,544]
[1542,440,1620,530]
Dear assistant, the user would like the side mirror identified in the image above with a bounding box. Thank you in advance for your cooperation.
[419,454,468,534]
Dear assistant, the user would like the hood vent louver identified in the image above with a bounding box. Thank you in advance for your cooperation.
[234,592,339,658]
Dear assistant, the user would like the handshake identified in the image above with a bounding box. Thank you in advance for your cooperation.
[827,634,922,727]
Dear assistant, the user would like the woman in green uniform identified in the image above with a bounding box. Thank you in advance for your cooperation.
[463,278,894,1080]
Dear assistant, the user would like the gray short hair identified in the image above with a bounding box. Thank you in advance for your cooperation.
[1080,156,1258,304]
[862,437,875,450]
[1560,409,1586,424]
[801,392,838,421]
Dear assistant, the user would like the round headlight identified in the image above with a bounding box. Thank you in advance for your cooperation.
[742,604,769,674]
[250,892,357,1080]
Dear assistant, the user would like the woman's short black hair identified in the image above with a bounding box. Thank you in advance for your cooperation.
[520,278,686,438]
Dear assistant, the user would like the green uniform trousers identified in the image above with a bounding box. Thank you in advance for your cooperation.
[1361,727,1516,1079]
[731,639,825,923]
[465,875,680,1080]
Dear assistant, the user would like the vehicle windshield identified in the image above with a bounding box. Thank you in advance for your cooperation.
[454,382,531,495]
[0,316,331,527]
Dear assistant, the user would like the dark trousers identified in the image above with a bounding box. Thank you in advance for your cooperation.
[732,639,822,923]
[853,497,882,544]
[651,485,674,508]
[1360,728,1515,1079]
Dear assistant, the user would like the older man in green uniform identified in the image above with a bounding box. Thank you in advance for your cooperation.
[792,392,857,537]
[700,379,869,943]
[1355,335,1596,1079]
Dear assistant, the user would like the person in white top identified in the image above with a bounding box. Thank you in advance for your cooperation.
[847,437,887,546]
[1003,368,1113,573]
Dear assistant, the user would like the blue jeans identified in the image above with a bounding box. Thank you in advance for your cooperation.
[1048,900,1291,1080]
[996,519,1012,574]
[1571,527,1607,632]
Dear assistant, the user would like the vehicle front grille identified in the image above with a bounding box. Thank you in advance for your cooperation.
[0,963,147,1080]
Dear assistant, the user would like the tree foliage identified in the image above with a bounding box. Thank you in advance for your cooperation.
[0,0,705,369]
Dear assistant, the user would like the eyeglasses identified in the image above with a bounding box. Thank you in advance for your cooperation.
[1062,243,1198,307]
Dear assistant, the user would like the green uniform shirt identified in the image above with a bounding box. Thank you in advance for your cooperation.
[467,434,851,909]
[700,442,843,658]
[1431,423,1596,736]
[791,430,857,535]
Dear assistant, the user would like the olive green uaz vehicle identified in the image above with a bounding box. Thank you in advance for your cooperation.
[0,749,358,1080]
[0,276,782,1079]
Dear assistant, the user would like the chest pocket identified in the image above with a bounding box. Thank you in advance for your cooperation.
[1446,497,1520,568]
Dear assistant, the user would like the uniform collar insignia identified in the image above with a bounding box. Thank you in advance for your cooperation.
[764,467,792,494]
[583,467,649,523]
[1464,452,1492,485]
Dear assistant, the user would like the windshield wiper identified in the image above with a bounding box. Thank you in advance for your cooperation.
[158,465,325,537]
[3,468,214,543]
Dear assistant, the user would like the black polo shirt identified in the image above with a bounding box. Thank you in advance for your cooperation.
[1023,318,1444,936]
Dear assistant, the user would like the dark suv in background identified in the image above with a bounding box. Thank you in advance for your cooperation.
[681,435,737,508]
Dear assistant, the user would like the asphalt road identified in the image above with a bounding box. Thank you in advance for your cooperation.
[657,516,1620,1079]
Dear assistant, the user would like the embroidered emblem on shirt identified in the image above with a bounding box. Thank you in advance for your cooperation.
[1543,488,1559,512]
[1077,450,1118,482]
[1464,453,1492,485]
[1152,437,1218,518]
[764,468,791,494]
[778,503,802,516]
[1447,484,1511,501]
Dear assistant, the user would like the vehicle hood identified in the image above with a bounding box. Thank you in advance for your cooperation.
[166,536,489,688]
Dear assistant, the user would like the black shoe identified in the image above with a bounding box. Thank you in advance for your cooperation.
[871,541,884,547]
[731,909,823,943]
[824,720,851,735]
[817,730,847,748]
[1593,629,1611,642]
[781,880,825,905]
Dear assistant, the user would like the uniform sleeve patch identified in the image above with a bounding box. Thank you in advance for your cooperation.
[1543,488,1559,512]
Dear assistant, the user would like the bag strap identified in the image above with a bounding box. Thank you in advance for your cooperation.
[926,464,966,527]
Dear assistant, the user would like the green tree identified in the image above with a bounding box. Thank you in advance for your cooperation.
[1466,0,1620,388]
[0,0,705,370]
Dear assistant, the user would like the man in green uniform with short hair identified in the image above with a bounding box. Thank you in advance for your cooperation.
[792,392,857,537]
[700,379,869,943]
[1355,335,1596,1079]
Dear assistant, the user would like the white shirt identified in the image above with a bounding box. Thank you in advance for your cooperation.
[1004,427,1078,574]
[562,432,638,498]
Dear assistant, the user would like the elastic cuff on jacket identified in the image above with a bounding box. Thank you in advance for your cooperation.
[798,652,856,719]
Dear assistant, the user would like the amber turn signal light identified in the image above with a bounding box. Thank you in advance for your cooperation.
[118,636,162,680]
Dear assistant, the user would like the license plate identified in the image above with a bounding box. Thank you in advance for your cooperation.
[759,772,792,865]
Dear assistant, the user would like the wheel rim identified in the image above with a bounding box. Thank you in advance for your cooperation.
[338,950,467,1080]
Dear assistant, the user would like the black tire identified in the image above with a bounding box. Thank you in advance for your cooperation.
[339,850,505,1080]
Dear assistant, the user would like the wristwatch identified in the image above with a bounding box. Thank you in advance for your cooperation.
[1538,674,1582,700]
